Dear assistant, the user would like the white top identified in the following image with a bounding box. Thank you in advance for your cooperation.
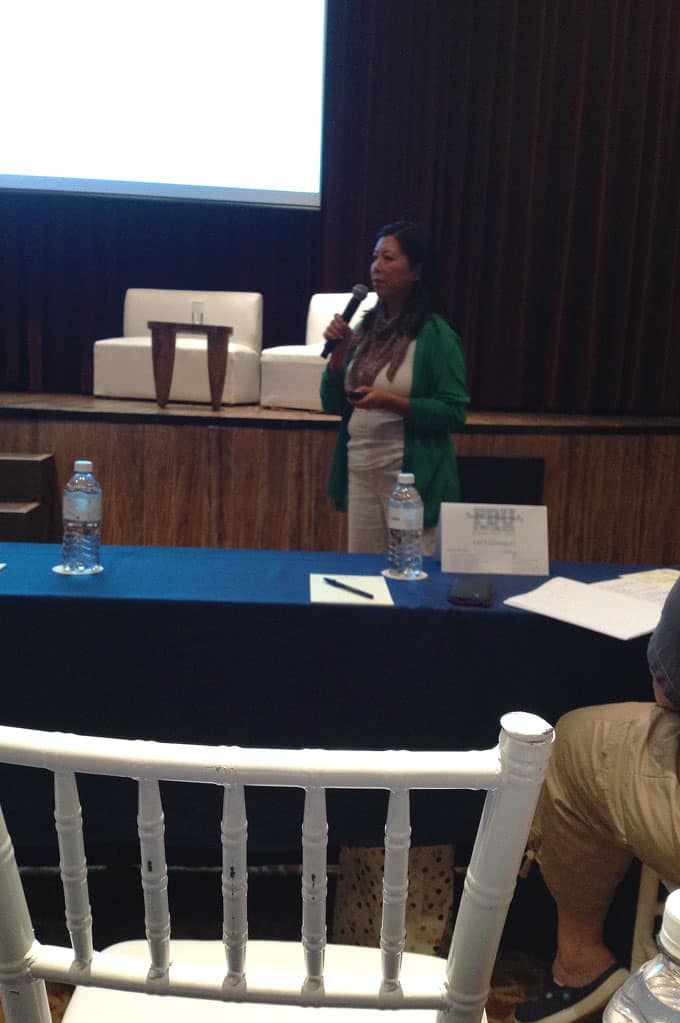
[346,341,415,471]
[74,460,94,473]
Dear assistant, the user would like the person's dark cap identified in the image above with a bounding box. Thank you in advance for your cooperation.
[648,577,680,708]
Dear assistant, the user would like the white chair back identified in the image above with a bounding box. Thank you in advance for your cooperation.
[631,866,674,970]
[123,288,263,352]
[0,713,553,1023]
[305,292,377,346]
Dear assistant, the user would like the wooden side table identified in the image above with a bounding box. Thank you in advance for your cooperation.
[147,321,233,410]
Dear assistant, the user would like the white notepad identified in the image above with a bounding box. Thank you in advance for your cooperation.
[504,576,661,640]
[310,574,393,606]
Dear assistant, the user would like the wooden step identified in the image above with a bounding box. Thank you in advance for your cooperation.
[0,502,44,542]
[0,453,58,541]
[0,452,56,501]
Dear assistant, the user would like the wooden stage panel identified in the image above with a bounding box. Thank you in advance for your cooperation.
[0,394,679,563]
[638,434,680,566]
[0,409,347,552]
[455,430,674,564]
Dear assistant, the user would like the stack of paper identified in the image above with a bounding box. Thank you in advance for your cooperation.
[592,569,679,608]
[504,576,662,640]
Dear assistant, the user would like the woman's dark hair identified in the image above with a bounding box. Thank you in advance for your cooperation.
[362,220,446,335]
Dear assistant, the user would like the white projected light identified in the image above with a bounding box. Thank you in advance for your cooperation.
[1,0,326,208]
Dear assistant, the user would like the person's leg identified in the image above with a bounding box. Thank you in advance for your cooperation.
[347,469,390,553]
[552,911,616,985]
[532,704,635,985]
[422,525,437,556]
[514,701,680,1023]
[374,474,437,557]
[349,466,439,557]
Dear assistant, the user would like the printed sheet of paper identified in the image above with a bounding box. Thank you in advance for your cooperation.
[619,569,680,584]
[504,576,660,640]
[616,568,679,594]
[310,574,394,606]
[440,503,549,576]
[592,576,676,607]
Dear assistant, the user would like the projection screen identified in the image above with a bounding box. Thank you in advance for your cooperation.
[0,0,326,208]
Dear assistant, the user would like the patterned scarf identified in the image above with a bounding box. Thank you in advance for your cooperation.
[346,308,415,390]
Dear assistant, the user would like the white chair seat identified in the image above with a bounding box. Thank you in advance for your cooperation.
[260,343,325,411]
[260,292,377,412]
[93,288,263,406]
[94,336,260,404]
[63,940,457,1022]
[261,342,325,359]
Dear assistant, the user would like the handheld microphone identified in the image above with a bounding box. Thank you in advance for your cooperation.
[321,284,369,358]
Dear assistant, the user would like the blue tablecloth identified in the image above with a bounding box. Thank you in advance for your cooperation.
[0,543,653,855]
[0,540,636,607]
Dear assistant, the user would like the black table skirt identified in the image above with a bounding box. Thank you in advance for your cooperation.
[0,544,652,855]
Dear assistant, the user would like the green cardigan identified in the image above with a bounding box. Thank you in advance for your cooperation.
[320,315,469,528]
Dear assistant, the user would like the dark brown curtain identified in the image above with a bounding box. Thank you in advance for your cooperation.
[320,0,680,414]
[1,0,679,413]
[0,196,321,394]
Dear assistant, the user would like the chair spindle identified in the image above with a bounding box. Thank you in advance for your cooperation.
[221,783,248,981]
[381,788,411,990]
[137,779,170,975]
[301,786,328,987]
[0,804,52,1023]
[53,772,93,965]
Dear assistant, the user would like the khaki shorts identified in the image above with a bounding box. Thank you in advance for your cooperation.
[530,702,680,917]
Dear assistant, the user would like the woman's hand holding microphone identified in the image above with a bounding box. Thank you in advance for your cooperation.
[323,313,408,415]
[323,314,355,374]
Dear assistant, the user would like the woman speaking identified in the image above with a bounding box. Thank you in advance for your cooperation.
[320,221,469,554]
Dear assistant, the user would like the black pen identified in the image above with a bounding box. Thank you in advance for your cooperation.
[322,577,375,600]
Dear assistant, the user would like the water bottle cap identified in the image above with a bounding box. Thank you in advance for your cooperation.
[398,472,415,485]
[74,460,94,473]
[659,888,680,960]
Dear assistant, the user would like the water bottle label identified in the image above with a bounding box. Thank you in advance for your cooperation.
[63,493,102,522]
[388,505,423,531]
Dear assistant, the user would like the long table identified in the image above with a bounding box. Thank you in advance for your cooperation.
[0,543,653,855]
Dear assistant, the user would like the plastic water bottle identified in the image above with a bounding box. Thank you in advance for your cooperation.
[387,472,424,578]
[61,459,103,574]
[604,889,680,1023]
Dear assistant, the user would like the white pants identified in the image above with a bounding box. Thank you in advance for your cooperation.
[347,466,437,555]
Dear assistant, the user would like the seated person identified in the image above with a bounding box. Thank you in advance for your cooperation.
[513,576,680,1023]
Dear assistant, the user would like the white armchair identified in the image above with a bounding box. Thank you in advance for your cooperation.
[93,289,263,405]
[260,291,377,412]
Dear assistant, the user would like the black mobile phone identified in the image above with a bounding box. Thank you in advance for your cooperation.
[447,577,495,607]
[347,390,365,401]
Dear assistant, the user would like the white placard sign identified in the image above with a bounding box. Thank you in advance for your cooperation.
[440,503,549,576]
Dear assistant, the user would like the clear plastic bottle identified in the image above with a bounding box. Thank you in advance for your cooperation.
[604,889,680,1023]
[387,471,424,578]
[61,459,103,574]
